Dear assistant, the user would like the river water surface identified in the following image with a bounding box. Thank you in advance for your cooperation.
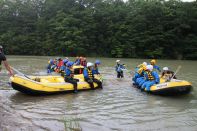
[0,56,197,131]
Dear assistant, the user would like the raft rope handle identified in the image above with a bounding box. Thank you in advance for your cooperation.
[10,66,31,79]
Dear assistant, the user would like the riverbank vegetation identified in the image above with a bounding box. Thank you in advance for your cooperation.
[0,0,196,59]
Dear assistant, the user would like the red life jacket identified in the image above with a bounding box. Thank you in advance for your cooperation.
[57,60,63,68]
[81,61,87,66]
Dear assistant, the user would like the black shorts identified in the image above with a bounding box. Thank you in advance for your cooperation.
[0,53,6,66]
[117,71,124,78]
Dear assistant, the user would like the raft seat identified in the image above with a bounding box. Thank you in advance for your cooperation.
[40,79,50,83]
[54,77,65,83]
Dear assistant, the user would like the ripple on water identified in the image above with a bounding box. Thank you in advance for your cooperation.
[33,120,65,131]
[1,57,197,131]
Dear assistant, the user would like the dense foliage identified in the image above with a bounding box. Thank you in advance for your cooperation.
[0,0,197,59]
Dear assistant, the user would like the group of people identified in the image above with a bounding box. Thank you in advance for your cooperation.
[47,57,102,93]
[0,45,177,93]
[132,59,176,91]
[47,57,86,74]
[47,57,94,74]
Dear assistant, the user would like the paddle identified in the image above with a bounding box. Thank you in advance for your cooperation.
[10,66,31,79]
[169,65,181,82]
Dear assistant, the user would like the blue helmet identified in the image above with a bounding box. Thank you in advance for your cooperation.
[66,61,74,67]
[95,60,101,65]
[63,59,68,64]
[49,59,54,64]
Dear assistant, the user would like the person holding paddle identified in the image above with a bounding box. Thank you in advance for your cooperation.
[0,45,13,76]
[161,67,177,81]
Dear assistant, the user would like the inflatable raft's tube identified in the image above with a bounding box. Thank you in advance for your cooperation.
[10,74,102,95]
[150,85,192,95]
[136,79,192,96]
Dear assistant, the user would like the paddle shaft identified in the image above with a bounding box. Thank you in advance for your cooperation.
[170,66,181,81]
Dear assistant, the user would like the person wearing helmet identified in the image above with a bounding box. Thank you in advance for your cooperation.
[64,61,79,93]
[83,57,87,67]
[136,65,152,87]
[134,68,147,87]
[150,59,161,72]
[83,62,102,89]
[161,67,176,81]
[74,56,81,65]
[61,59,69,69]
[92,60,101,75]
[137,62,147,75]
[137,62,147,69]
[47,59,54,74]
[55,57,63,72]
[115,60,124,78]
[50,59,58,72]
[59,59,69,76]
[0,45,13,76]
[133,62,147,84]
[141,65,160,91]
[80,57,87,67]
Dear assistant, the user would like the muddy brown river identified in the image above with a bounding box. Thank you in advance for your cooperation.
[0,56,197,131]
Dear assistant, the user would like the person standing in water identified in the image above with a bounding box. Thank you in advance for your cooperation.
[0,45,13,76]
[92,60,101,75]
[115,60,125,78]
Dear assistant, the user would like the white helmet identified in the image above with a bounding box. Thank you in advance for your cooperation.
[146,65,153,71]
[143,62,147,66]
[163,67,169,71]
[116,60,120,63]
[87,62,94,67]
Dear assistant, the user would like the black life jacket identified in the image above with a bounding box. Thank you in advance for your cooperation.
[147,71,154,80]
[88,68,93,79]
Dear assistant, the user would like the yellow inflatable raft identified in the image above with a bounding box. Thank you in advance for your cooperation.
[144,78,192,95]
[10,66,103,95]
[10,74,102,95]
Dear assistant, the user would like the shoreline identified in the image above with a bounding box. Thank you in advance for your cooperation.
[6,55,197,61]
